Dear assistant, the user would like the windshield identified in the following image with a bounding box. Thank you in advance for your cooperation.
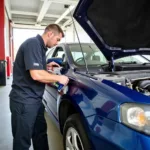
[69,44,107,66]
[69,44,149,66]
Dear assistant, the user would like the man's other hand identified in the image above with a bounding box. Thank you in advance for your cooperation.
[47,61,60,71]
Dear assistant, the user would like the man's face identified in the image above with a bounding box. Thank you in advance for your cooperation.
[47,31,63,48]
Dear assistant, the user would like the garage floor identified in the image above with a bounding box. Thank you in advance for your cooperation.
[0,77,63,150]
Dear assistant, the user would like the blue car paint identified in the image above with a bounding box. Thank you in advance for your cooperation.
[58,70,98,118]
[85,115,150,150]
[43,56,150,150]
[92,79,150,122]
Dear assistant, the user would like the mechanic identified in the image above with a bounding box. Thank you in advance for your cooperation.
[9,24,69,150]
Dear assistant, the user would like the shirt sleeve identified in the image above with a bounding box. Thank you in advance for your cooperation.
[23,39,44,71]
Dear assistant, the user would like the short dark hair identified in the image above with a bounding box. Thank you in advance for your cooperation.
[44,24,64,37]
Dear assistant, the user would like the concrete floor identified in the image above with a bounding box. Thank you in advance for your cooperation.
[0,77,63,150]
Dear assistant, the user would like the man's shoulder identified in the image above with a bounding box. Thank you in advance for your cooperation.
[20,36,40,52]
[24,36,39,46]
[18,35,42,54]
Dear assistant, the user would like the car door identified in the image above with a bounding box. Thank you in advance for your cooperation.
[44,46,65,118]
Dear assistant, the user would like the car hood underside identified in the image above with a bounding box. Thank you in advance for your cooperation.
[74,0,150,59]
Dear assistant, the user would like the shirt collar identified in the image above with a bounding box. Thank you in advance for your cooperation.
[36,34,48,51]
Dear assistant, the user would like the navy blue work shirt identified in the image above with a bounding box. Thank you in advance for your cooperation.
[9,35,48,104]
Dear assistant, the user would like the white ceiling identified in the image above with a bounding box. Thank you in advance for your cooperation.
[5,0,79,30]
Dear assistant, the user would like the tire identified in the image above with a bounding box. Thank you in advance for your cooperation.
[63,114,92,150]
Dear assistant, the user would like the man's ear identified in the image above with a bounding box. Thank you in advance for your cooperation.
[48,31,54,38]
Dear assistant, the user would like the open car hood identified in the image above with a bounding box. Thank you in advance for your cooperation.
[73,0,150,60]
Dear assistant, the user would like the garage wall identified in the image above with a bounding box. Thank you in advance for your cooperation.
[13,29,43,59]
[5,10,10,57]
[63,26,74,43]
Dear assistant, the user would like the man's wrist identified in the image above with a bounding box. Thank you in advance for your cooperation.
[53,74,60,83]
[56,75,61,83]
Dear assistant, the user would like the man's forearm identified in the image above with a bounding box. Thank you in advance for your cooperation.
[30,70,60,83]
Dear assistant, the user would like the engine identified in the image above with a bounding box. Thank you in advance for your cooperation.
[126,79,150,96]
[94,70,150,96]
[95,62,150,96]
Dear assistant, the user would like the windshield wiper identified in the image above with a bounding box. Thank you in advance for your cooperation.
[101,61,138,67]
[116,61,137,64]
[142,62,150,65]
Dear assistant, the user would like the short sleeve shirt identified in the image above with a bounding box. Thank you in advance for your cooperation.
[9,35,48,104]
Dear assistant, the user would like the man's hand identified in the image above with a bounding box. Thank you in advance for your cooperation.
[58,75,69,86]
[47,61,60,71]
[47,61,69,85]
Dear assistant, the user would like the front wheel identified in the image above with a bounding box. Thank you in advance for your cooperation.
[63,114,92,150]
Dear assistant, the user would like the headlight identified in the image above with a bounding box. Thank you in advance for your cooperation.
[120,103,150,135]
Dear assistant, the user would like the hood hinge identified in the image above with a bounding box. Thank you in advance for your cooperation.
[109,52,115,72]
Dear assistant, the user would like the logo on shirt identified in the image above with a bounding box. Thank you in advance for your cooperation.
[33,63,40,66]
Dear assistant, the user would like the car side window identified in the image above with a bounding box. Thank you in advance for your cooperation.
[46,48,55,61]
[52,47,65,61]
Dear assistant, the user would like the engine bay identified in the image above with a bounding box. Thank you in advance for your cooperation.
[94,63,150,96]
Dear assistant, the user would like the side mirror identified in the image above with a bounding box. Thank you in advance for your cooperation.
[47,57,63,66]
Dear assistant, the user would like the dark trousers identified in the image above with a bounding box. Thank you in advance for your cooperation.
[10,99,49,150]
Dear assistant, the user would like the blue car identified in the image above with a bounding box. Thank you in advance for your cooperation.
[43,0,150,150]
